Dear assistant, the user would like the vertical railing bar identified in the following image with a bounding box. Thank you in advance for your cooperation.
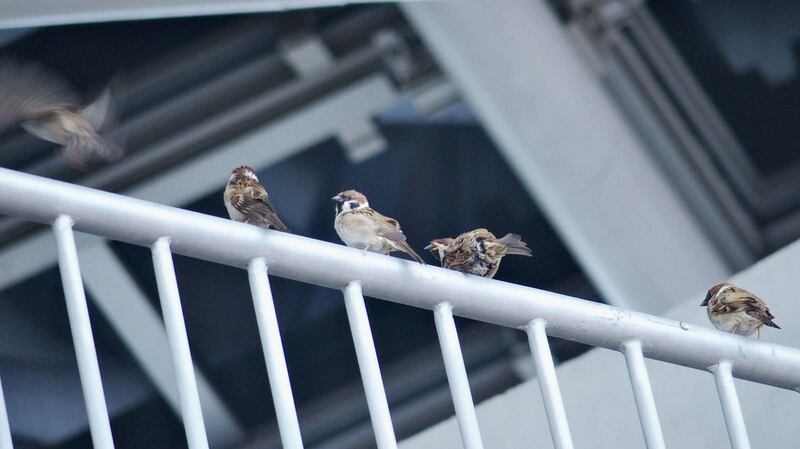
[151,237,210,449]
[525,318,574,449]
[433,302,484,449]
[0,374,14,449]
[711,361,751,449]
[53,215,115,449]
[247,258,304,449]
[622,340,666,449]
[342,281,398,449]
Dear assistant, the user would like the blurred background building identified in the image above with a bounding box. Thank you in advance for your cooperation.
[0,0,798,448]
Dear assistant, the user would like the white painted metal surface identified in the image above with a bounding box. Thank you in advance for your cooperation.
[526,319,573,449]
[80,241,243,447]
[712,362,750,449]
[343,282,398,449]
[434,303,483,449]
[1,168,799,447]
[400,240,800,449]
[247,258,304,449]
[623,340,665,449]
[53,216,116,449]
[0,375,14,449]
[151,238,210,449]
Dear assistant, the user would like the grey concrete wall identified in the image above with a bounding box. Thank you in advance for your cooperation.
[403,0,730,314]
[400,239,800,449]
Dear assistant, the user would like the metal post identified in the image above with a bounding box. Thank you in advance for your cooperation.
[53,215,115,449]
[247,258,304,449]
[526,319,573,449]
[712,362,751,449]
[622,340,665,449]
[151,237,209,449]
[0,374,14,449]
[434,302,483,449]
[342,281,398,449]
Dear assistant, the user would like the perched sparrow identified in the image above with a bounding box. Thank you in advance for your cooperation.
[224,166,290,232]
[425,228,532,278]
[0,58,123,168]
[332,189,424,263]
[701,282,779,339]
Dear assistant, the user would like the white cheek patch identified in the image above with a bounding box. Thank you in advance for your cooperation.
[242,171,259,181]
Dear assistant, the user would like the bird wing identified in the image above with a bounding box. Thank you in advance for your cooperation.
[368,209,424,263]
[711,292,752,314]
[0,59,79,129]
[237,186,290,232]
[713,288,779,328]
[370,210,407,243]
[80,86,115,131]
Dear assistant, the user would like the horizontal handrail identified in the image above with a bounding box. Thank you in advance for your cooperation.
[1,167,799,391]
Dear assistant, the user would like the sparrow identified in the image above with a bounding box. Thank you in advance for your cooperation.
[425,228,532,278]
[701,282,779,339]
[224,165,290,232]
[332,189,424,263]
[0,58,123,169]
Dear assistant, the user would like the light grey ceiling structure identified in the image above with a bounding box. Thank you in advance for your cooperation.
[402,0,729,313]
[0,0,433,29]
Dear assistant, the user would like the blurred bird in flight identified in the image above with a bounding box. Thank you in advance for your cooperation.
[0,58,123,169]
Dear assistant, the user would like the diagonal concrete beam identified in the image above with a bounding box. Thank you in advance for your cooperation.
[80,239,244,447]
[402,0,729,313]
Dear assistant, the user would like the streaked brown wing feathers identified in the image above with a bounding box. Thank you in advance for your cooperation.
[234,187,289,232]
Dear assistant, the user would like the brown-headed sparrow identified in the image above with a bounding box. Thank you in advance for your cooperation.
[332,189,424,264]
[701,282,779,339]
[224,166,290,232]
[425,228,532,279]
[0,58,123,169]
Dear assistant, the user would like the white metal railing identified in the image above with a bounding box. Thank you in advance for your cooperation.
[1,167,800,449]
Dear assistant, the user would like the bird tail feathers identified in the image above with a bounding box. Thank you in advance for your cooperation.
[496,233,532,257]
[398,241,425,264]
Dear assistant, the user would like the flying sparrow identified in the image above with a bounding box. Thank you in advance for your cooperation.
[425,228,532,278]
[0,58,123,169]
[224,165,290,232]
[701,282,779,339]
[332,189,424,263]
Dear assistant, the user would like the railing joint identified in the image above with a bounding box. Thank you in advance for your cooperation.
[434,301,453,314]
[53,213,75,228]
[343,279,363,291]
[708,360,733,375]
[152,236,172,249]
[621,339,643,354]
[525,317,548,334]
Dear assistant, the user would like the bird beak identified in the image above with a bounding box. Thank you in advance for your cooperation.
[331,195,343,203]
[700,293,711,307]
